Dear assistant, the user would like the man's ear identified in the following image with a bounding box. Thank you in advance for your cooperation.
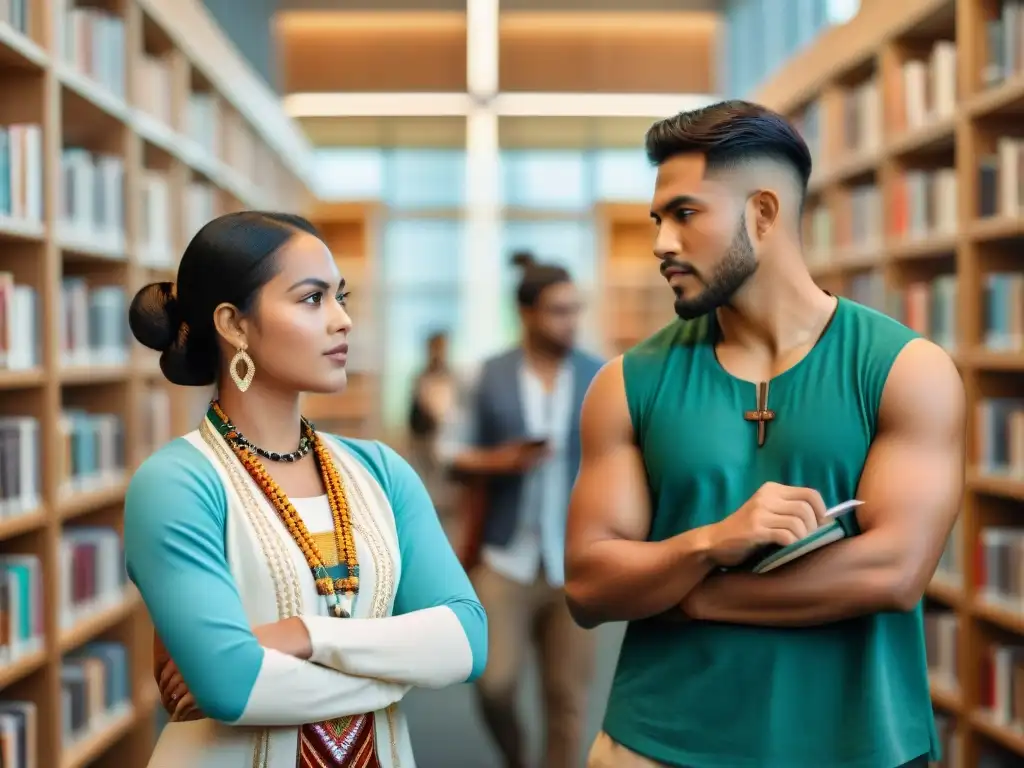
[751,189,781,239]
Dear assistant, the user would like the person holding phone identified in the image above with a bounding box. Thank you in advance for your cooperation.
[439,252,603,768]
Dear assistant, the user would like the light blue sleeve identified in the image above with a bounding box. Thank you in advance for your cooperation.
[380,443,488,681]
[123,438,264,722]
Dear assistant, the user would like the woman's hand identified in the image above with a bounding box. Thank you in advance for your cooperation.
[252,616,313,660]
[152,618,311,722]
[157,657,205,721]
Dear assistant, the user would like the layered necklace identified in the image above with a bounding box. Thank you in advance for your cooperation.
[207,399,359,617]
[208,401,386,768]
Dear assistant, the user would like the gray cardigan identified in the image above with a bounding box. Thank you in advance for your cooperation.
[469,347,603,547]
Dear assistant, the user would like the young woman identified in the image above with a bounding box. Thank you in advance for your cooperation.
[125,211,487,768]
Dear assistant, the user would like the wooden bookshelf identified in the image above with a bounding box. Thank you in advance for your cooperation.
[302,202,382,440]
[594,202,675,356]
[754,1,1024,765]
[0,0,313,766]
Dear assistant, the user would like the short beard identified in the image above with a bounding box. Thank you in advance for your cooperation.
[674,215,758,320]
[530,330,573,358]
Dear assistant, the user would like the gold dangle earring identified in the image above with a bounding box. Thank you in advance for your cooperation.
[229,343,255,393]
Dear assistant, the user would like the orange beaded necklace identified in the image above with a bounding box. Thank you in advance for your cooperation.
[208,400,359,617]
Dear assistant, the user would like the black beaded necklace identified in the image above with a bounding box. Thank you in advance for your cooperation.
[209,401,314,463]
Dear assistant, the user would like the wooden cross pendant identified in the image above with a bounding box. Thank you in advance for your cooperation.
[743,380,775,448]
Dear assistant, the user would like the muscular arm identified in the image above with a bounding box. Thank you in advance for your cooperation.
[125,440,409,726]
[564,357,717,628]
[684,339,966,627]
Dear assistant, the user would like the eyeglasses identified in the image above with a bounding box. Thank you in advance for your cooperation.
[537,302,584,318]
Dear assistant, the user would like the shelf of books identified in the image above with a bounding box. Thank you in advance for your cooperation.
[754,0,1024,765]
[0,0,313,765]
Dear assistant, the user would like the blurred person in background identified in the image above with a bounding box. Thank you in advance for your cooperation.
[126,211,487,768]
[440,251,603,768]
[407,330,457,523]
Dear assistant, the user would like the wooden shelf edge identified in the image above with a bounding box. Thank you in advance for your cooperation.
[0,368,45,389]
[969,709,1024,758]
[59,590,142,653]
[927,576,964,607]
[967,471,1024,501]
[0,649,46,691]
[929,677,962,712]
[0,20,47,67]
[0,510,47,542]
[972,598,1024,635]
[886,118,956,157]
[59,365,132,386]
[60,703,138,768]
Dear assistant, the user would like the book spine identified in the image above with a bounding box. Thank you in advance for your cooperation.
[925,608,959,692]
[976,398,1024,478]
[63,6,125,98]
[0,416,41,518]
[56,411,125,497]
[0,555,43,664]
[60,639,131,747]
[58,279,127,369]
[58,148,125,254]
[59,527,127,631]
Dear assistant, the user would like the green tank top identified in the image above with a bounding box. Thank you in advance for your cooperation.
[605,297,935,768]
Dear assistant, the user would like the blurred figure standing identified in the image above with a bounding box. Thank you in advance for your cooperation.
[440,252,602,768]
[408,330,456,520]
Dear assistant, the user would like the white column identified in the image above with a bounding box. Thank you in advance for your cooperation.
[460,106,502,365]
[459,0,502,365]
[466,0,500,100]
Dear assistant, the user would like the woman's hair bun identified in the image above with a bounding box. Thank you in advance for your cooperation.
[128,282,180,352]
[510,250,536,269]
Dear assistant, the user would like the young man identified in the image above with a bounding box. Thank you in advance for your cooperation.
[440,252,603,768]
[564,101,965,768]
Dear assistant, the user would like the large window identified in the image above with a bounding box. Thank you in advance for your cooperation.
[720,0,861,97]
[382,217,463,289]
[501,151,591,212]
[315,146,654,429]
[381,217,463,425]
[386,150,465,210]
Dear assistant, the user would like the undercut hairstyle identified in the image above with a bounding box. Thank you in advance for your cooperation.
[128,211,321,387]
[645,100,813,206]
[510,250,572,309]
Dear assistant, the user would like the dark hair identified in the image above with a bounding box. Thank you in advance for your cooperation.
[645,100,813,194]
[128,211,321,387]
[510,250,572,309]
